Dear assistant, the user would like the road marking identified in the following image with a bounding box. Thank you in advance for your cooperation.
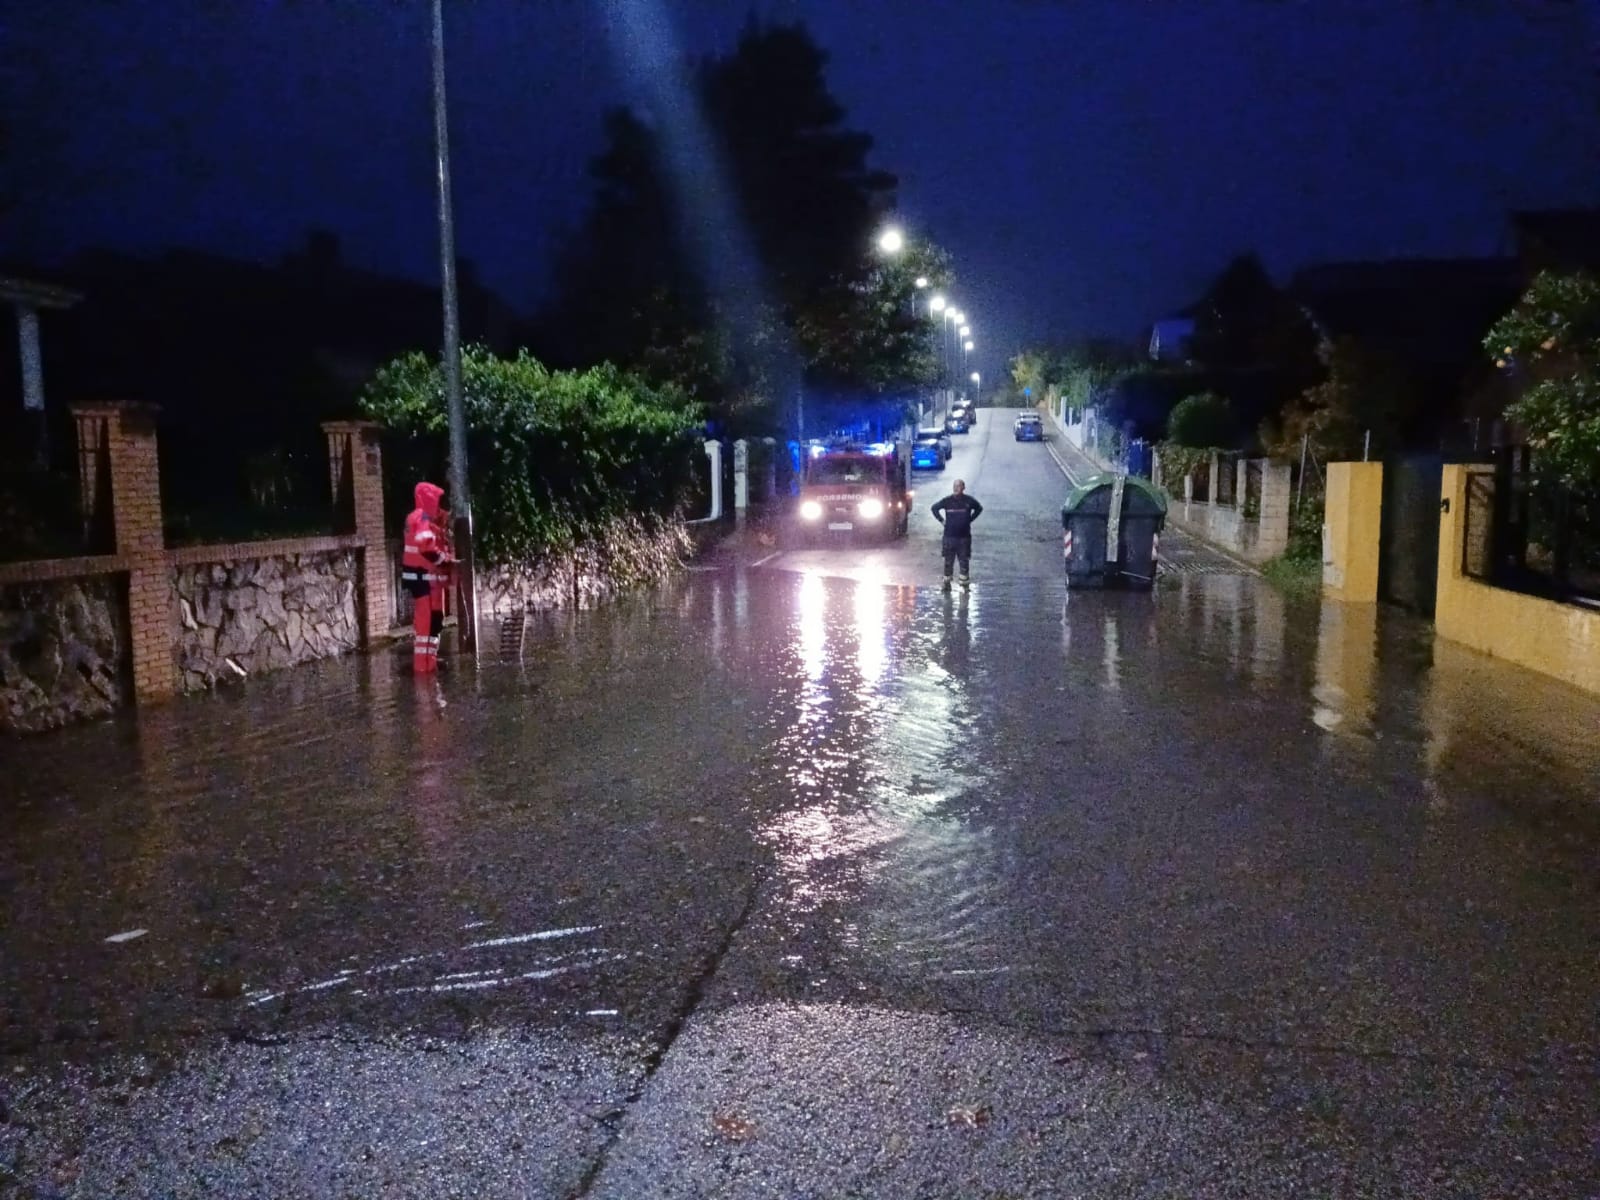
[1045,440,1079,486]
[751,551,781,568]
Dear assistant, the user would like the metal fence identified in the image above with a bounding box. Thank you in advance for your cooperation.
[1462,446,1600,610]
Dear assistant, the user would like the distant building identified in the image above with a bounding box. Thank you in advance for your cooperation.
[1287,257,1524,447]
[0,229,520,420]
[1507,209,1600,276]
[1147,317,1195,363]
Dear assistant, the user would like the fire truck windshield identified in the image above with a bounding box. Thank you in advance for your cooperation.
[807,458,880,485]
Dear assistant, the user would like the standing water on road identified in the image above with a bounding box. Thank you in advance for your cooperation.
[3,413,1599,1196]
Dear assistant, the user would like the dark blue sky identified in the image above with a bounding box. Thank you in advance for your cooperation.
[7,1,1600,380]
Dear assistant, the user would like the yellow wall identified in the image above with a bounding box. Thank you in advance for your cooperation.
[1322,462,1383,603]
[1435,464,1600,696]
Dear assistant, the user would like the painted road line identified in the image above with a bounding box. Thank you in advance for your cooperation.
[1045,439,1079,486]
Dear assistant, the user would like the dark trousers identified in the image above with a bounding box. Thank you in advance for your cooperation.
[941,535,971,577]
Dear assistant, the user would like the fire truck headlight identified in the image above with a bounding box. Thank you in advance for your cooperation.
[858,498,885,520]
[800,500,823,521]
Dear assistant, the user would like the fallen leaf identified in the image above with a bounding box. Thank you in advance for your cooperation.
[946,1104,991,1129]
[105,929,148,944]
[712,1111,758,1142]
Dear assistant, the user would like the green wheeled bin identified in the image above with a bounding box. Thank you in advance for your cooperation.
[1061,473,1168,590]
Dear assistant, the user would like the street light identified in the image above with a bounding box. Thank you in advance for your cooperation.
[430,0,477,654]
[877,226,905,255]
[959,325,971,338]
[911,274,930,317]
[964,340,974,352]
[930,293,947,314]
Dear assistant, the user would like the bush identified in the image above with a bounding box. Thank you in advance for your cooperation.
[360,347,703,567]
[1166,391,1235,448]
[1155,442,1210,500]
[1285,491,1325,563]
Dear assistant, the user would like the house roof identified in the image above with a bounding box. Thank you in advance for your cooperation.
[1510,209,1600,271]
[1286,257,1522,369]
[0,275,83,309]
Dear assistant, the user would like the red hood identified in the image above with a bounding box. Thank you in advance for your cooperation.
[414,481,445,517]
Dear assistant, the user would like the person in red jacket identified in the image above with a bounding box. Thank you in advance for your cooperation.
[401,481,451,673]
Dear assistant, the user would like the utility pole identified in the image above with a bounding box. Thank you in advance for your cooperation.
[430,0,477,654]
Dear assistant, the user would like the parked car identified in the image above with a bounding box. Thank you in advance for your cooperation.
[945,409,971,435]
[1014,412,1044,442]
[917,428,953,461]
[912,432,947,470]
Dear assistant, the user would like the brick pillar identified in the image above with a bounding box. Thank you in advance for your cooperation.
[323,421,392,644]
[73,402,175,701]
[1257,460,1293,559]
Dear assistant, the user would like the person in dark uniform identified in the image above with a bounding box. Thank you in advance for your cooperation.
[931,479,983,590]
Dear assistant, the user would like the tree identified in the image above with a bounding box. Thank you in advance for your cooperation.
[1166,392,1236,448]
[1189,253,1320,378]
[1485,270,1600,492]
[1265,337,1417,464]
[1007,340,1139,414]
[1009,349,1049,400]
[544,20,941,426]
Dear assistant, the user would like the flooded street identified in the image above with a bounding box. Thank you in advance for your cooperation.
[3,411,1598,1197]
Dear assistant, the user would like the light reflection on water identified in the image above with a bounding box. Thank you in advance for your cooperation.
[760,572,1002,972]
[5,563,1600,1043]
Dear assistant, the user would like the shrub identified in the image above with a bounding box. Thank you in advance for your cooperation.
[360,347,703,567]
[1165,391,1236,448]
[1155,443,1211,500]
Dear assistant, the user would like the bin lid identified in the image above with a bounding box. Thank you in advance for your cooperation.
[1061,472,1168,517]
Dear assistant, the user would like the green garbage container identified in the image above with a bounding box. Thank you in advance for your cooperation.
[1061,473,1168,590]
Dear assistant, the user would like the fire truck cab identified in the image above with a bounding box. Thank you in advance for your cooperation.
[793,441,912,545]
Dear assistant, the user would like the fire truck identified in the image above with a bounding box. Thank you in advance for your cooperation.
[791,440,913,545]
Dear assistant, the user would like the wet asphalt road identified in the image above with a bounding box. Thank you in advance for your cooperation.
[3,409,1599,1198]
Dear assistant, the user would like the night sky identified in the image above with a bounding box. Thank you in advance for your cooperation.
[7,1,1600,381]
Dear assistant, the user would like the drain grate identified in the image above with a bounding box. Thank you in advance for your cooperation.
[498,610,527,657]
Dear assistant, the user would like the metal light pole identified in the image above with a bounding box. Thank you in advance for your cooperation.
[431,0,477,654]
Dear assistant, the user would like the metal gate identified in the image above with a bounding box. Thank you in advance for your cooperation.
[1378,453,1443,617]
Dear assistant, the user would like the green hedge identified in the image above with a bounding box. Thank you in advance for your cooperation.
[361,347,702,567]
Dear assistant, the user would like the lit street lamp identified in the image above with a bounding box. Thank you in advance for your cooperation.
[877,226,905,255]
[930,294,947,314]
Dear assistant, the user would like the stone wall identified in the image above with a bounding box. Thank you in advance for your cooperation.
[479,517,692,616]
[1162,462,1292,566]
[0,575,128,733]
[173,550,360,691]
